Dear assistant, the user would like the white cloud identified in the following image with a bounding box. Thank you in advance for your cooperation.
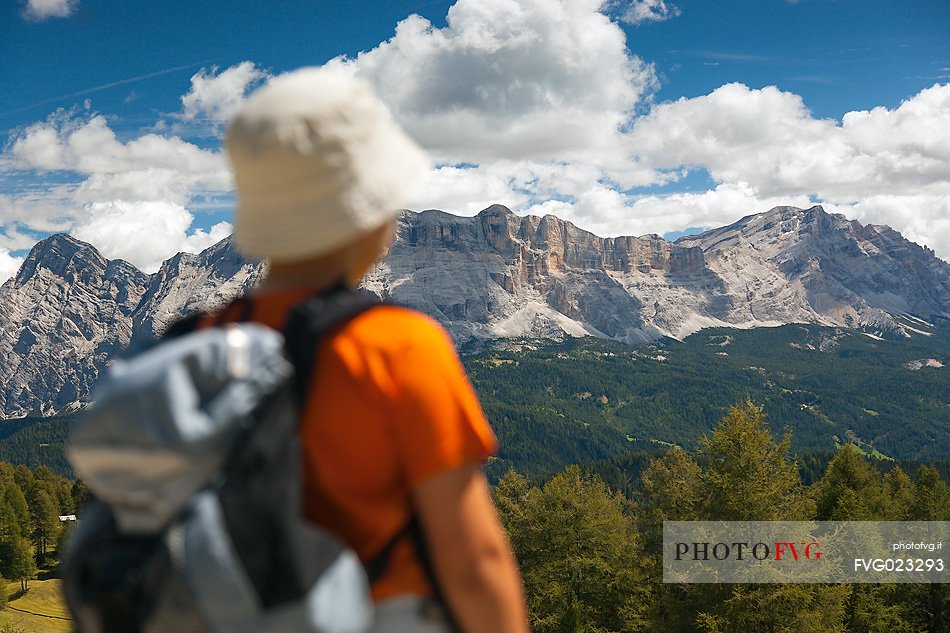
[21,0,77,21]
[0,218,30,253]
[408,77,950,260]
[410,165,529,215]
[523,181,814,240]
[180,62,269,124]
[0,249,25,285]
[1,69,242,270]
[845,194,950,261]
[71,201,232,272]
[329,0,656,164]
[625,82,950,258]
[407,159,659,220]
[619,0,680,24]
[624,183,815,237]
[0,194,73,240]
[629,82,950,199]
[10,113,228,187]
[629,84,831,193]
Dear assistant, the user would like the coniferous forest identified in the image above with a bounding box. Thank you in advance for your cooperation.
[468,321,950,481]
[495,402,950,632]
[0,464,82,597]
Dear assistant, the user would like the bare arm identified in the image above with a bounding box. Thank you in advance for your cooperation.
[413,463,531,633]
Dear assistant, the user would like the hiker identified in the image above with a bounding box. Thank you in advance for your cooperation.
[221,68,531,633]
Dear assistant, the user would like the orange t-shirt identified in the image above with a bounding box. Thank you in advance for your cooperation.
[207,288,497,601]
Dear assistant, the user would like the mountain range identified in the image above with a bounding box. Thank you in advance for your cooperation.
[0,204,948,419]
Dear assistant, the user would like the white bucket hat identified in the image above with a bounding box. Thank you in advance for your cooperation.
[225,67,430,263]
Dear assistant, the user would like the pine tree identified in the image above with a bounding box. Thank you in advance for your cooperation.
[3,484,30,539]
[28,489,59,566]
[645,401,848,632]
[12,466,32,496]
[640,447,701,522]
[813,443,950,630]
[880,466,913,520]
[697,401,813,521]
[7,536,36,592]
[909,465,950,521]
[813,445,883,520]
[495,467,650,632]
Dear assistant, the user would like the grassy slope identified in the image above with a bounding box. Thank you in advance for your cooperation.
[0,579,71,633]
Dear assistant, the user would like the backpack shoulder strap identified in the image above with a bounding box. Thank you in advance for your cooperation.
[282,285,381,403]
[282,287,459,628]
[162,298,255,340]
[160,313,206,340]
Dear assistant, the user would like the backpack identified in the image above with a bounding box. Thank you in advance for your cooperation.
[62,287,395,633]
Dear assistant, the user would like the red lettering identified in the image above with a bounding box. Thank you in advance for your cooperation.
[774,541,799,561]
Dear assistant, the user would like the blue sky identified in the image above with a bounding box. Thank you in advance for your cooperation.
[1,0,949,279]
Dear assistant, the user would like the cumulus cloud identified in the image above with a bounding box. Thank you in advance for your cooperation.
[0,250,25,285]
[179,62,269,124]
[624,183,814,237]
[328,0,656,163]
[2,83,237,269]
[404,75,950,261]
[410,164,530,215]
[332,0,947,259]
[71,201,232,272]
[0,194,73,240]
[845,194,950,260]
[407,159,665,220]
[618,0,680,24]
[625,82,950,257]
[21,0,77,21]
[10,113,228,193]
[629,82,950,199]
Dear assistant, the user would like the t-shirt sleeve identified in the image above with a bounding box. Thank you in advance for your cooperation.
[390,316,498,489]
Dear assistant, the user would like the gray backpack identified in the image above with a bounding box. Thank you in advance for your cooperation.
[62,288,395,633]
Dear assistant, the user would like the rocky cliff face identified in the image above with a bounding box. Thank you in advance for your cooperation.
[367,205,710,342]
[678,206,950,336]
[128,236,265,350]
[0,235,149,417]
[1,204,948,418]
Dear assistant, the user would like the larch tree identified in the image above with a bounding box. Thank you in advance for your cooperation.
[495,467,650,633]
